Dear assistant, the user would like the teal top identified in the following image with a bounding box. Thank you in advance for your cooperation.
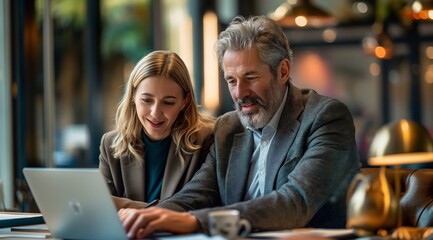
[142,132,171,202]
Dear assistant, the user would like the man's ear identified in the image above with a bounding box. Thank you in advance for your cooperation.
[278,59,291,85]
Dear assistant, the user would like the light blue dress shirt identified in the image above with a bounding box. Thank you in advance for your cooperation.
[243,87,288,200]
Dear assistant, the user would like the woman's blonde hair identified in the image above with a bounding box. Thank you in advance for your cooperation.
[112,50,214,163]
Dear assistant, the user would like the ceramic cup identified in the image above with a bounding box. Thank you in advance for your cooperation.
[208,210,251,240]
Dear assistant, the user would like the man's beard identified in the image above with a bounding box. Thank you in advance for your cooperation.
[235,80,284,129]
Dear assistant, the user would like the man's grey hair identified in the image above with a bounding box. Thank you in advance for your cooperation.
[216,15,294,77]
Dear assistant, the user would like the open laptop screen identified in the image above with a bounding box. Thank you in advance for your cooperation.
[23,168,127,240]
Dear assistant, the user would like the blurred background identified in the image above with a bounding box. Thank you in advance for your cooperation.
[0,0,432,211]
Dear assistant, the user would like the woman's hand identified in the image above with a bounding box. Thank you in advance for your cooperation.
[118,207,200,239]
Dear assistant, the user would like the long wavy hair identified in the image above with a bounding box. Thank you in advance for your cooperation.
[112,50,214,164]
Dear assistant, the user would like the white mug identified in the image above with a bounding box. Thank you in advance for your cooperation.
[208,210,251,240]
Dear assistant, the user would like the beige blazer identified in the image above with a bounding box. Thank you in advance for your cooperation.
[98,124,214,209]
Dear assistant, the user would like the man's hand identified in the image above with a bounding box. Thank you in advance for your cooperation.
[118,207,200,239]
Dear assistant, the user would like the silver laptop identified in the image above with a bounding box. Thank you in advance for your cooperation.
[23,168,127,240]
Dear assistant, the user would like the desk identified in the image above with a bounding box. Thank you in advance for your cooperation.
[249,228,355,238]
[0,227,366,240]
[0,212,395,240]
[0,228,362,240]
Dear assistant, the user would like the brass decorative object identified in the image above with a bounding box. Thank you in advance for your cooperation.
[346,167,398,236]
[347,119,433,236]
[368,119,433,166]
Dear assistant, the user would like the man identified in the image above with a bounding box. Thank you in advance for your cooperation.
[119,15,361,239]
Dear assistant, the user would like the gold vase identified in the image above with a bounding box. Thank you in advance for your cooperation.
[346,167,399,236]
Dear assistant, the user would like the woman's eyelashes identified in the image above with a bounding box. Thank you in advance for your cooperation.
[140,98,176,106]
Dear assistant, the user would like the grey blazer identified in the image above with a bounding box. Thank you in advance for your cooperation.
[98,124,214,209]
[158,82,361,232]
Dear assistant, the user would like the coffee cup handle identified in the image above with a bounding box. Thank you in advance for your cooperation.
[239,219,251,237]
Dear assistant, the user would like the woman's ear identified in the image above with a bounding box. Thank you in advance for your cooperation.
[182,94,191,111]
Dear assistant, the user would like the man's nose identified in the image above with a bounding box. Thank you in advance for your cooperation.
[235,80,249,99]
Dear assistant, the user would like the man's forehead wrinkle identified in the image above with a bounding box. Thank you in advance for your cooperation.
[225,66,254,79]
[223,48,260,80]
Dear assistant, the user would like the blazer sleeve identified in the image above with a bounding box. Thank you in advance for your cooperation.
[99,132,148,209]
[98,132,118,196]
[157,143,223,212]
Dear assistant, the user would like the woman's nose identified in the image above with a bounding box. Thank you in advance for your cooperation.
[150,103,162,116]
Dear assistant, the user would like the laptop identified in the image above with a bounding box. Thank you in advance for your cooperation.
[23,168,128,240]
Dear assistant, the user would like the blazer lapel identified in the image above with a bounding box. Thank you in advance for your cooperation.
[226,130,254,204]
[120,156,146,201]
[160,142,188,200]
[264,84,304,194]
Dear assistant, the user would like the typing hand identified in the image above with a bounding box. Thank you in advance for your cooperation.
[118,207,200,239]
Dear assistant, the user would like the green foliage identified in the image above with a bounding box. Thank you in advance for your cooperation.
[36,0,152,62]
[101,0,152,62]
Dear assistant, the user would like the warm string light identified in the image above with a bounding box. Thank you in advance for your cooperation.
[362,26,394,60]
[362,0,433,60]
[402,0,433,21]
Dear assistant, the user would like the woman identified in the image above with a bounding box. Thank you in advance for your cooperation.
[99,50,215,209]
